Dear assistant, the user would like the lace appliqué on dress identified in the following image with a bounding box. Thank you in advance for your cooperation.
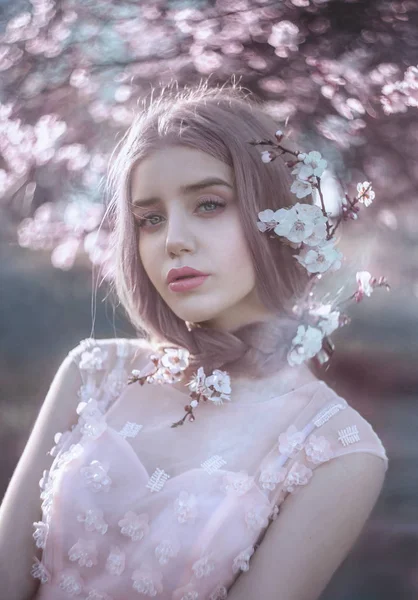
[174,490,198,524]
[232,545,254,574]
[131,566,164,596]
[105,546,125,576]
[80,460,112,493]
[192,554,216,578]
[68,538,99,568]
[118,421,143,439]
[155,538,181,565]
[59,570,84,596]
[304,433,334,464]
[201,454,227,474]
[244,503,271,531]
[338,425,361,446]
[278,425,305,457]
[220,472,255,496]
[77,508,109,535]
[118,511,150,541]
[30,557,50,584]
[283,461,313,493]
[146,468,171,492]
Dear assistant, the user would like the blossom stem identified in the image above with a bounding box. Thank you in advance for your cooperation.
[316,178,332,239]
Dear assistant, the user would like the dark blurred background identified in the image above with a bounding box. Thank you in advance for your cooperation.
[1,0,418,598]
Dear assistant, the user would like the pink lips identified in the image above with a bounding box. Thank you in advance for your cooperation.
[168,275,209,292]
[166,266,208,285]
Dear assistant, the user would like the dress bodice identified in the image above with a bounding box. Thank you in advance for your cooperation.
[31,337,389,600]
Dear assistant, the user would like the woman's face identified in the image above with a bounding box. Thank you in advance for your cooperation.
[131,145,272,332]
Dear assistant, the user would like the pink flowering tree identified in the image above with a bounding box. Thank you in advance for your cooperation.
[0,0,416,291]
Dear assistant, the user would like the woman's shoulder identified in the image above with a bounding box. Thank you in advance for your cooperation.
[66,336,154,371]
[301,379,389,471]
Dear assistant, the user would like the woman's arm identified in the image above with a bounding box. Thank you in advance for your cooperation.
[0,352,83,600]
[227,452,387,600]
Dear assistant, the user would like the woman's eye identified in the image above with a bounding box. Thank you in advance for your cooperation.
[135,197,225,229]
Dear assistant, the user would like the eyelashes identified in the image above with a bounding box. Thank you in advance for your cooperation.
[134,197,226,229]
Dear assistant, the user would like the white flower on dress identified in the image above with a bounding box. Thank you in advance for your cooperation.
[77,507,108,535]
[283,462,313,493]
[304,434,334,464]
[105,546,125,576]
[259,465,288,491]
[80,460,112,493]
[192,553,216,578]
[59,571,84,596]
[220,471,255,496]
[174,490,198,524]
[79,346,108,371]
[155,538,181,565]
[232,545,255,574]
[77,398,107,441]
[49,430,72,457]
[76,398,103,421]
[80,418,107,441]
[209,585,228,600]
[118,511,150,542]
[131,565,163,596]
[172,584,199,600]
[55,443,84,472]
[278,425,305,457]
[68,538,98,568]
[30,557,50,584]
[39,474,55,515]
[85,591,114,600]
[270,504,280,520]
[245,503,271,531]
[32,521,49,549]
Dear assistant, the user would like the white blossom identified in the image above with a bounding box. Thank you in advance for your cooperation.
[356,181,375,207]
[356,271,374,297]
[309,303,340,336]
[118,511,150,541]
[261,150,273,163]
[288,325,324,366]
[291,176,313,199]
[292,151,327,180]
[160,347,190,375]
[294,239,342,274]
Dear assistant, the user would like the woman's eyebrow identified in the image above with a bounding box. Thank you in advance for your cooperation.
[132,177,233,207]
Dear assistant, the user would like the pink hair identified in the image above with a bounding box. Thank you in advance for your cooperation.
[105,78,311,379]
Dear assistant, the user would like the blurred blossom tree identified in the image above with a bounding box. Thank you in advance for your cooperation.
[0,0,417,288]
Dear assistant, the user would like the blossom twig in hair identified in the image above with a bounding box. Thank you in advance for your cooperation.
[250,131,391,367]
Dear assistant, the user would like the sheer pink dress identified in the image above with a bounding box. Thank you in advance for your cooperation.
[31,337,388,600]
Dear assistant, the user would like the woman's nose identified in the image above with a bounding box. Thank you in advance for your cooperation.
[165,212,195,256]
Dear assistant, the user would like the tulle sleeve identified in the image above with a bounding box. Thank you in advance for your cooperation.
[227,381,389,600]
[31,337,153,587]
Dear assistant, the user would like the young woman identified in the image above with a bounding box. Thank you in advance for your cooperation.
[0,81,388,600]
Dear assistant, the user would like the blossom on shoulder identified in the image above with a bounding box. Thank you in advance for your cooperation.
[288,325,324,366]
